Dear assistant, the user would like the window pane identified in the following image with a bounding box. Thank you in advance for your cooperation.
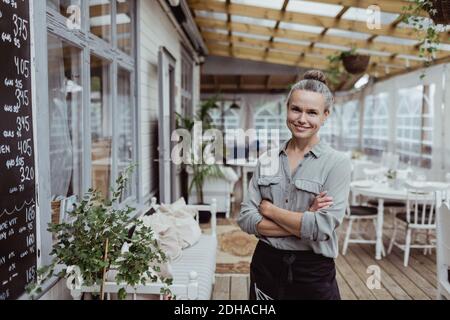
[91,55,112,198]
[90,0,112,42]
[48,35,83,199]
[117,68,134,199]
[117,0,134,55]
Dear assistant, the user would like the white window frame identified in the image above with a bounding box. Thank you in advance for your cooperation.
[33,0,138,269]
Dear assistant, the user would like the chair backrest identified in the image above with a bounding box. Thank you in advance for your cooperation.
[404,182,438,226]
[352,161,380,181]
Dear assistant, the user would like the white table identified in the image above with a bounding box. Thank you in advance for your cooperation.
[226,159,257,201]
[350,180,450,260]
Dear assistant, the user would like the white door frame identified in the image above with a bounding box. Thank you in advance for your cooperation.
[158,47,176,204]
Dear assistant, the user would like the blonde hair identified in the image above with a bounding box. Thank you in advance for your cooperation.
[286,70,334,111]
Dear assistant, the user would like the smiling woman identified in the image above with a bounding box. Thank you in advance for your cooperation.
[238,70,352,300]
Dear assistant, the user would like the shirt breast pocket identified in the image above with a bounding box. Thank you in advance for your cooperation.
[257,176,282,203]
[294,179,323,209]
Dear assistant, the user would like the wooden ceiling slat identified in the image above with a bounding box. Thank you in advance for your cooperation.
[208,43,388,77]
[202,31,419,69]
[196,17,449,59]
[188,0,450,44]
[312,0,428,17]
[209,45,326,69]
[225,0,233,57]
[264,0,290,61]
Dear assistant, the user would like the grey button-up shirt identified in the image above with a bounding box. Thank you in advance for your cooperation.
[237,139,352,258]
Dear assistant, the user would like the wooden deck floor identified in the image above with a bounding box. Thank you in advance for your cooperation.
[212,219,438,300]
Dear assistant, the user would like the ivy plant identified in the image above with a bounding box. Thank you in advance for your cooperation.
[27,165,173,300]
[401,0,447,78]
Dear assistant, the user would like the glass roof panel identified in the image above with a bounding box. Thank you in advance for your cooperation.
[195,10,227,21]
[286,0,343,17]
[341,7,399,24]
[273,37,311,46]
[438,43,450,51]
[374,35,420,46]
[326,28,372,40]
[232,31,272,41]
[231,0,285,10]
[314,43,350,51]
[279,21,324,34]
[396,54,427,61]
[232,15,277,28]
[356,48,391,57]
[202,28,229,35]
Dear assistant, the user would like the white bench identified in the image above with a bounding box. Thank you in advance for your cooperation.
[69,198,217,300]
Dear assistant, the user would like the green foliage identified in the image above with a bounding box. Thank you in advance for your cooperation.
[386,169,397,180]
[26,164,172,300]
[401,0,446,78]
[325,49,356,87]
[176,95,225,204]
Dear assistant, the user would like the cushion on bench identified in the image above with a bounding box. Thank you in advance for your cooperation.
[170,234,217,300]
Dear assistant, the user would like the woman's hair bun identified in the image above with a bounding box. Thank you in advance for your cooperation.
[303,70,327,85]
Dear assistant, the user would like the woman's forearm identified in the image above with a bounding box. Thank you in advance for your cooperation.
[269,207,303,238]
[256,218,292,237]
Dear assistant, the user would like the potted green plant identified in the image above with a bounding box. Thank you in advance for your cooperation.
[341,51,370,75]
[325,52,346,88]
[325,49,369,91]
[327,48,370,75]
[386,169,398,188]
[401,0,449,74]
[26,165,173,300]
[176,96,224,223]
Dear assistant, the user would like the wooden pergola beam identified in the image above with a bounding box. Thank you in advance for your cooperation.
[225,0,232,57]
[209,44,327,69]
[377,55,450,81]
[265,75,272,89]
[188,0,450,44]
[264,0,290,61]
[195,17,449,59]
[202,31,419,70]
[313,0,428,17]
[208,43,388,77]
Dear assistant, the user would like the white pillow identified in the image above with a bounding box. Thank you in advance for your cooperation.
[159,198,202,249]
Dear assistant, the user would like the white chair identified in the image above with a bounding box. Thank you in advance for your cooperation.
[342,204,386,257]
[436,191,450,300]
[351,161,380,182]
[388,183,438,267]
[187,165,239,218]
[350,161,381,206]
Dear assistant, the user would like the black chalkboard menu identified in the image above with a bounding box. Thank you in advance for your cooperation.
[0,0,37,300]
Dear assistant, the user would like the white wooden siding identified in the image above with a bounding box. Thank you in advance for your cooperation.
[138,0,199,204]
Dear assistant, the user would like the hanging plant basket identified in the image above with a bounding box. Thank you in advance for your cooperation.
[342,54,370,74]
[428,0,450,25]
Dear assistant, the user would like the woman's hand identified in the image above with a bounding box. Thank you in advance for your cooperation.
[309,191,333,212]
[259,200,276,219]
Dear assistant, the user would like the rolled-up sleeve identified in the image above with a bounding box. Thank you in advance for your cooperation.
[237,162,264,237]
[300,155,352,241]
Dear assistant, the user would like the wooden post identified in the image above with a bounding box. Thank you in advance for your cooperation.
[100,238,109,300]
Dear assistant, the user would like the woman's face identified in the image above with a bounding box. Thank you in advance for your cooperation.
[286,89,329,140]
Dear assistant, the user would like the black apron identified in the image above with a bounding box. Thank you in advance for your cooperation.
[249,240,341,300]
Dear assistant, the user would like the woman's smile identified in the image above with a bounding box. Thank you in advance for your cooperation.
[293,124,311,132]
